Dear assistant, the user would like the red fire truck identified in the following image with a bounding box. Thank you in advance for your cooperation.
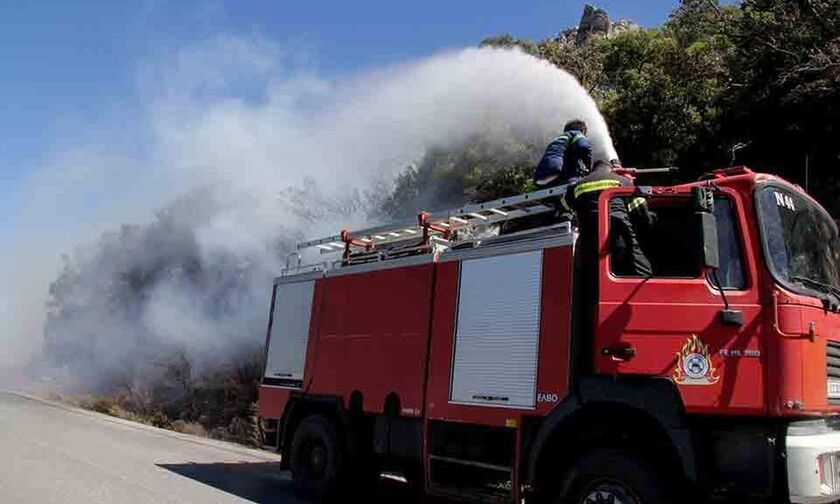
[258,167,840,504]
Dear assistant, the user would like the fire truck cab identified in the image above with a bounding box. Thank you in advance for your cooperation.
[259,167,840,504]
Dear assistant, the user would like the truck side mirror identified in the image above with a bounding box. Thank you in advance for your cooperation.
[693,187,719,270]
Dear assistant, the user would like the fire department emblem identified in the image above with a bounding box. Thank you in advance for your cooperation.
[673,335,719,385]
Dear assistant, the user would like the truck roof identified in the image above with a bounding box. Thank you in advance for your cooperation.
[679,166,828,215]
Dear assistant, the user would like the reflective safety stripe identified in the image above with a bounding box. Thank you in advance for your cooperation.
[560,195,572,212]
[570,133,583,145]
[627,197,647,212]
[574,179,621,199]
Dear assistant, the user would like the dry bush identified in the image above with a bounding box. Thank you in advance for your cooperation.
[91,396,121,416]
[170,420,207,437]
[68,349,264,448]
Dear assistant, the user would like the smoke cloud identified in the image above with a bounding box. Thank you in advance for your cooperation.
[0,34,615,392]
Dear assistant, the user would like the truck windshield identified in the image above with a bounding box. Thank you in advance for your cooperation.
[756,184,840,300]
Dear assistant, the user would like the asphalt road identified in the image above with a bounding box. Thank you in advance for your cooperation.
[0,392,424,504]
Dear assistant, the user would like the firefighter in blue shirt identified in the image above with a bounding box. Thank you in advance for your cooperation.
[533,119,593,188]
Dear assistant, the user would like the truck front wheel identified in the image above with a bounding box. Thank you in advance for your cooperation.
[290,414,346,500]
[555,447,670,504]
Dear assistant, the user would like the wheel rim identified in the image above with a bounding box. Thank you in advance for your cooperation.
[303,439,328,480]
[579,478,641,504]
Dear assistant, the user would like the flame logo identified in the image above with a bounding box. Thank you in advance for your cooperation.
[673,335,720,385]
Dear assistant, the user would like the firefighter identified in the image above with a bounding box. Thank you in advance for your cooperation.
[533,119,593,188]
[562,160,654,277]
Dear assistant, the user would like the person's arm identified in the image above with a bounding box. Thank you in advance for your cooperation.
[574,135,593,174]
[560,183,575,214]
[616,174,656,228]
[627,196,656,228]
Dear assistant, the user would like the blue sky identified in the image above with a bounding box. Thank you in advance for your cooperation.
[0,1,682,187]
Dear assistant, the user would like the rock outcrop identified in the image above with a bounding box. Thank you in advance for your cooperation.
[577,4,612,44]
[557,4,641,47]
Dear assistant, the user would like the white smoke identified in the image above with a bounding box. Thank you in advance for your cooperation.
[0,34,616,390]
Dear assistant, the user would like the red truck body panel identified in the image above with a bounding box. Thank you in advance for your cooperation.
[258,386,292,419]
[265,244,575,426]
[306,262,435,417]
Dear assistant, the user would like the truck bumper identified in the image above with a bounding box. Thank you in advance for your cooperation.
[787,420,840,503]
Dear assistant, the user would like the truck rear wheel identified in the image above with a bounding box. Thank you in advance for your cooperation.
[290,414,346,500]
[555,447,670,504]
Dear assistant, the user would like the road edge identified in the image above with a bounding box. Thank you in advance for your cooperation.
[5,391,282,462]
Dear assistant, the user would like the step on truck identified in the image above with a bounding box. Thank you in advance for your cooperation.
[258,167,840,503]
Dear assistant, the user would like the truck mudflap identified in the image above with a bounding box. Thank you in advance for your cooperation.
[787,419,840,503]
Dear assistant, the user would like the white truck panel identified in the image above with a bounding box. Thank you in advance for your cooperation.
[450,250,543,409]
[264,279,316,386]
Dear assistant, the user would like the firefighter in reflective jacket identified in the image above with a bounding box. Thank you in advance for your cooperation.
[562,160,654,277]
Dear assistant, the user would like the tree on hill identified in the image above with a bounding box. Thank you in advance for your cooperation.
[378,135,539,219]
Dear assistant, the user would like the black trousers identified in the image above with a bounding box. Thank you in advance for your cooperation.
[609,213,652,277]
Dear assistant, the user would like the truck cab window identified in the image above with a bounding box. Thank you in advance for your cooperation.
[610,197,698,278]
[756,185,840,298]
[609,196,746,288]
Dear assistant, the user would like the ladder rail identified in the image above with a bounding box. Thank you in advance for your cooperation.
[296,183,571,255]
[447,183,568,216]
[296,217,419,250]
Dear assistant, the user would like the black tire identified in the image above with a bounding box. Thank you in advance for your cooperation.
[555,447,670,504]
[290,414,346,501]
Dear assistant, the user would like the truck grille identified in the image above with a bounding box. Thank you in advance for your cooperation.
[829,341,840,378]
[828,341,840,405]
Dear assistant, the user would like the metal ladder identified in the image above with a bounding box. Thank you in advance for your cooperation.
[291,183,572,267]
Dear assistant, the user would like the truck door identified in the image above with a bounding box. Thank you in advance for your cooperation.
[594,187,765,414]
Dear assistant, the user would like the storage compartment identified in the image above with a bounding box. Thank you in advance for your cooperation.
[263,276,318,388]
[450,250,543,408]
